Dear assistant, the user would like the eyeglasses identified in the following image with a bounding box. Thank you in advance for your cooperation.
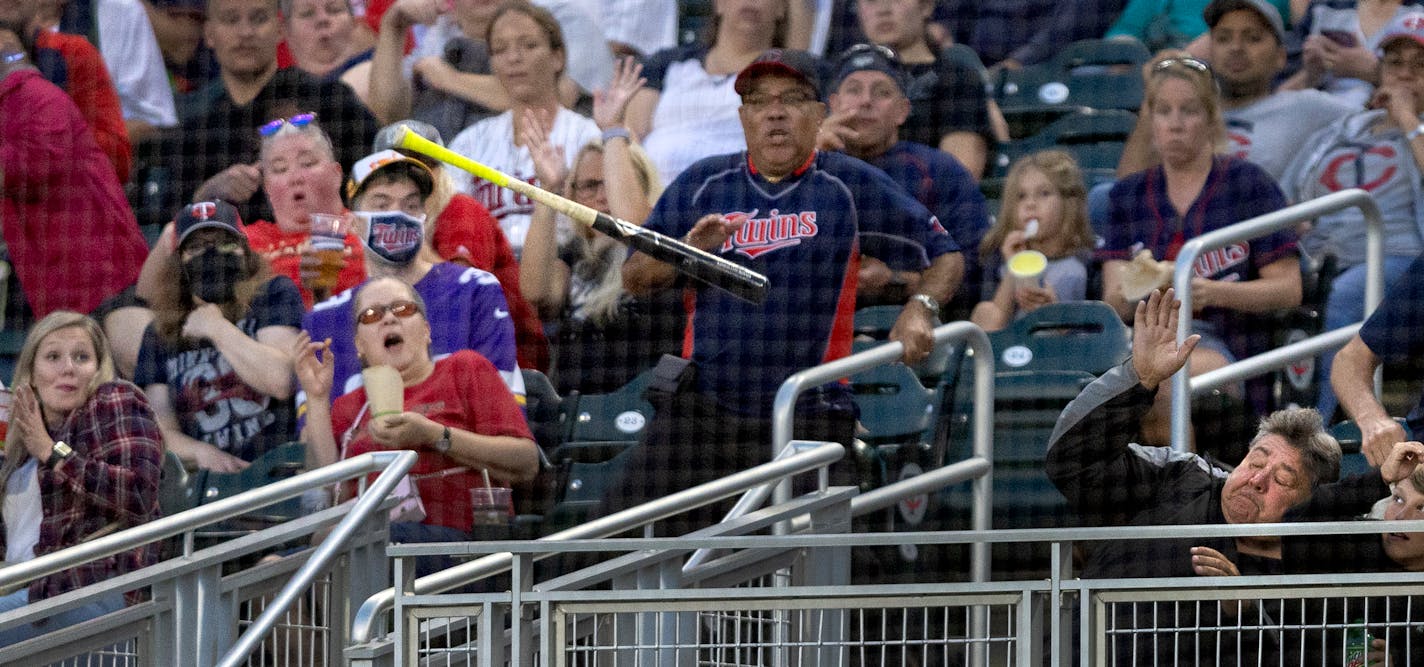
[258,112,318,137]
[571,179,605,197]
[180,240,242,261]
[742,89,819,109]
[357,299,421,325]
[1153,57,1212,76]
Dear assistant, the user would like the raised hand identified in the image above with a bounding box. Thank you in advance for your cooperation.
[519,108,567,191]
[593,57,646,131]
[11,384,54,462]
[1131,288,1200,391]
[292,332,334,401]
[1381,440,1424,485]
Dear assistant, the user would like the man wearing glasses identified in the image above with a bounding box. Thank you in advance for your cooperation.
[611,49,963,534]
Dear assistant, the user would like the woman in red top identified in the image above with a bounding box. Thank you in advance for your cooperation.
[295,276,536,574]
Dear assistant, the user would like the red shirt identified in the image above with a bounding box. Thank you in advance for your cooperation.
[243,219,367,309]
[34,30,131,183]
[0,69,146,317]
[434,194,549,371]
[332,351,533,533]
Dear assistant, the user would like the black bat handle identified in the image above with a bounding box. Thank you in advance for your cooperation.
[591,212,769,304]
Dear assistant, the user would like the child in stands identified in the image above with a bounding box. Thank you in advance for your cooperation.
[971,151,1096,331]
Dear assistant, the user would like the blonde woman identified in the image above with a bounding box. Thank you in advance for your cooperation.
[0,311,162,645]
[1101,53,1300,443]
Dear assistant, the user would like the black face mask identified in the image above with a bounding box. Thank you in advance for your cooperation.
[181,247,244,304]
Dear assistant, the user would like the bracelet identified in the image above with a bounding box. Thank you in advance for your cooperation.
[601,126,631,143]
[1408,124,1424,141]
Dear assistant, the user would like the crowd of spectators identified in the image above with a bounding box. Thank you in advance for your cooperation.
[8,0,1424,651]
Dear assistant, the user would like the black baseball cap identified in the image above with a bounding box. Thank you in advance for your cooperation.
[832,43,908,94]
[175,200,245,246]
[734,49,823,98]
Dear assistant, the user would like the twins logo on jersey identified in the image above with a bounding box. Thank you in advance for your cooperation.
[1192,243,1250,280]
[1318,145,1399,193]
[720,209,819,259]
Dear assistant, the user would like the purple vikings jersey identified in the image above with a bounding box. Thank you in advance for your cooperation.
[645,150,958,413]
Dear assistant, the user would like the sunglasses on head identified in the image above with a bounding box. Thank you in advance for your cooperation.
[258,112,318,137]
[357,299,421,325]
[843,43,898,62]
[1153,56,1212,75]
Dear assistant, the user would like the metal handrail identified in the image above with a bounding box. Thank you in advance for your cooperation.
[216,449,416,667]
[770,320,995,584]
[0,450,413,592]
[348,440,846,645]
[1170,188,1384,451]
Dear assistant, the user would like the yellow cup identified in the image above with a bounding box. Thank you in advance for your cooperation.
[1007,250,1048,286]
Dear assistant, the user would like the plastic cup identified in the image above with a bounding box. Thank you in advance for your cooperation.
[0,389,12,444]
[362,365,404,417]
[308,213,347,297]
[1007,250,1048,287]
[470,487,512,527]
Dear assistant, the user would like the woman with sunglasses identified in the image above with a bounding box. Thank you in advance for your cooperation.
[1100,52,1300,447]
[133,201,304,473]
[242,114,368,308]
[445,2,600,255]
[1283,12,1424,426]
[294,277,536,571]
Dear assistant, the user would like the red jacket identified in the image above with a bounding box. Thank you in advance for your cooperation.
[34,30,131,184]
[0,69,146,317]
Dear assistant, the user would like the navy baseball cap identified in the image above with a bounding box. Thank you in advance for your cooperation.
[832,43,908,94]
[1204,0,1286,44]
[175,200,245,246]
[735,49,822,98]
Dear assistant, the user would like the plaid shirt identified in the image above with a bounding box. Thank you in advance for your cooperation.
[0,381,163,601]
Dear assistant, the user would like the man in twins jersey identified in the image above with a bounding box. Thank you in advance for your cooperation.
[610,49,963,532]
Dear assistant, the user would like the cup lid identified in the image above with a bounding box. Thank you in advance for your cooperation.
[1007,250,1048,278]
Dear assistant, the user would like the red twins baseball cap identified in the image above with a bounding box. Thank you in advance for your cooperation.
[1378,11,1424,54]
[175,200,245,246]
[734,49,823,98]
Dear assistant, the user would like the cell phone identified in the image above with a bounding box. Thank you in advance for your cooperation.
[1320,30,1359,48]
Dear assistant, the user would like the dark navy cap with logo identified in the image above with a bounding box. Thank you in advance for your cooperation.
[735,49,824,98]
[175,200,245,246]
[832,43,909,94]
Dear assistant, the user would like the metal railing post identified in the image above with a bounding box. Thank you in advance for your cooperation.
[1170,189,1385,452]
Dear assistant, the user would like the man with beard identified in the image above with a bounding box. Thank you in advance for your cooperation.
[1046,288,1343,662]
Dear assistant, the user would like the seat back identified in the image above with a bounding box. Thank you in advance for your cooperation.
[191,442,308,537]
[1329,418,1414,479]
[566,366,657,445]
[851,363,936,446]
[521,368,571,451]
[994,38,1148,140]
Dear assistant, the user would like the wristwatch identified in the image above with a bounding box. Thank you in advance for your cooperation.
[433,426,452,454]
[909,293,940,315]
[46,441,73,467]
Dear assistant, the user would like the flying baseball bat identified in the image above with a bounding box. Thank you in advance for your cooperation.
[392,126,769,304]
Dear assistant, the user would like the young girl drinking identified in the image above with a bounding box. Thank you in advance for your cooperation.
[970,151,1097,331]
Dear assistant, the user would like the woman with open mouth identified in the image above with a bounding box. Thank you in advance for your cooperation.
[294,276,538,577]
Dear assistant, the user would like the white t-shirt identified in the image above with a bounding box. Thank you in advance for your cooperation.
[597,0,677,56]
[447,107,601,253]
[3,458,42,564]
[96,0,178,127]
[642,57,747,186]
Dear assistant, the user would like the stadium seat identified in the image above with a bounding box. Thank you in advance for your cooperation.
[851,363,936,447]
[851,305,955,383]
[158,450,197,517]
[192,441,308,539]
[1329,418,1413,479]
[989,108,1136,180]
[521,368,572,452]
[994,38,1150,138]
[934,301,1131,576]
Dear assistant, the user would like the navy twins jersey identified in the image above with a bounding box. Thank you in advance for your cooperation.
[644,150,958,414]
